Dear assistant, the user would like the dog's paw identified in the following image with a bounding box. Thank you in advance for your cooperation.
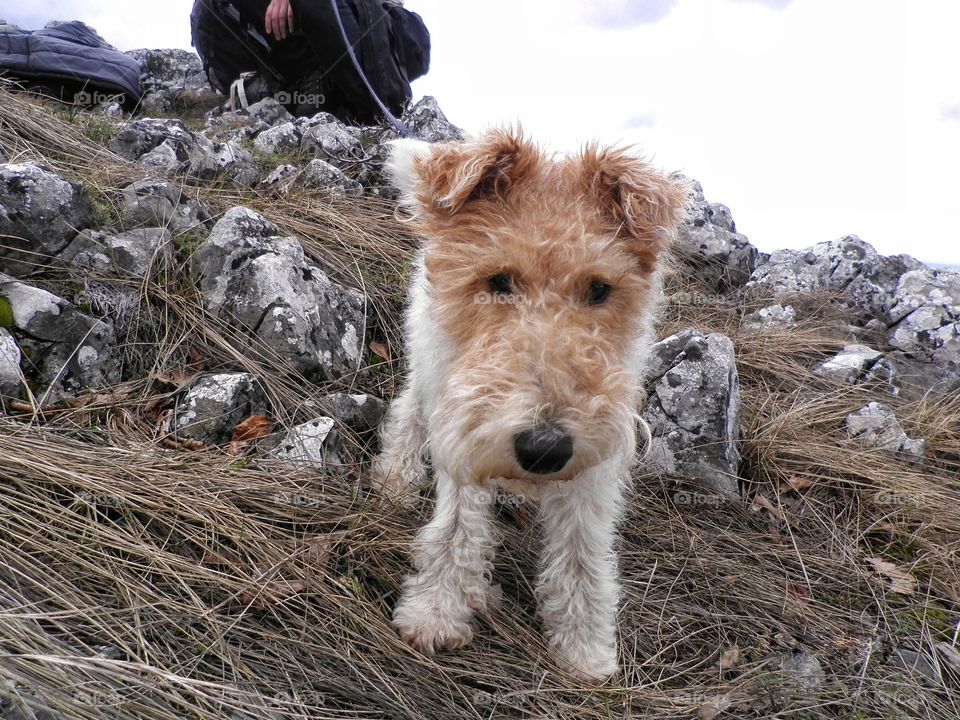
[549,634,619,682]
[393,595,474,655]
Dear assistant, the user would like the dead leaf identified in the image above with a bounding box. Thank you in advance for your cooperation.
[788,583,812,604]
[229,415,275,455]
[718,644,740,670]
[239,580,306,610]
[143,395,173,423]
[155,366,197,389]
[303,535,333,568]
[231,415,274,443]
[188,346,205,370]
[866,556,916,595]
[200,550,233,566]
[698,695,731,720]
[158,433,208,451]
[750,494,786,522]
[778,475,814,495]
[369,341,391,361]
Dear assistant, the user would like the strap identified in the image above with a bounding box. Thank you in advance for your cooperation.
[328,0,411,137]
[229,70,256,110]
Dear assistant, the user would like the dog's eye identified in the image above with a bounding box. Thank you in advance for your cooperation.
[488,273,514,296]
[587,281,611,305]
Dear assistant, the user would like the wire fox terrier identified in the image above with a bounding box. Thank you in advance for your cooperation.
[372,128,686,680]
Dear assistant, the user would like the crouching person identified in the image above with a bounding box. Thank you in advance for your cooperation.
[190,0,430,123]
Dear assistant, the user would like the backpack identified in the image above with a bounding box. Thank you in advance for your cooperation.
[190,0,430,123]
[0,20,142,107]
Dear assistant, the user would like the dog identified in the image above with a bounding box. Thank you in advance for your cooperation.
[371,127,686,680]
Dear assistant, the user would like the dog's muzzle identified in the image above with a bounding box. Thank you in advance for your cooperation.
[514,422,573,475]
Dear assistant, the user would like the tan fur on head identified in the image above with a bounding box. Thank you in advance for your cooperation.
[580,144,689,271]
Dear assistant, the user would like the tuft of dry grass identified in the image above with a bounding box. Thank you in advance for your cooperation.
[1,85,959,718]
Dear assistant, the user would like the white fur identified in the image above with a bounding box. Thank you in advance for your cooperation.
[384,139,433,211]
[372,254,640,680]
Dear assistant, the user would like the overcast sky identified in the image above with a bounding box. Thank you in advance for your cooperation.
[3,0,958,264]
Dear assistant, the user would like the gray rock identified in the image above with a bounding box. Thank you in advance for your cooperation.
[863,355,898,391]
[108,118,260,186]
[0,162,93,276]
[398,96,464,143]
[270,416,342,468]
[191,207,366,381]
[204,99,294,145]
[244,98,294,127]
[741,303,796,332]
[846,402,925,457]
[300,114,364,167]
[678,179,758,292]
[881,268,960,398]
[813,344,884,384]
[0,327,23,400]
[749,235,879,295]
[301,159,363,197]
[253,121,302,155]
[137,139,181,175]
[746,235,927,323]
[706,203,735,232]
[780,651,826,693]
[172,372,269,444]
[891,648,941,685]
[98,101,124,118]
[323,392,386,432]
[120,178,211,235]
[127,48,218,114]
[59,228,171,278]
[207,141,261,186]
[641,329,741,496]
[203,115,270,146]
[0,677,64,720]
[259,164,299,192]
[110,118,194,161]
[0,274,119,403]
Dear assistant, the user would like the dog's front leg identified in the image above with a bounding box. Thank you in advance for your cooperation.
[371,379,427,502]
[393,476,495,654]
[536,463,623,680]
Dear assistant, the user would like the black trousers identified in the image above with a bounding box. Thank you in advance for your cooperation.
[192,0,412,123]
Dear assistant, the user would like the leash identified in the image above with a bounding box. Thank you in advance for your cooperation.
[328,0,412,137]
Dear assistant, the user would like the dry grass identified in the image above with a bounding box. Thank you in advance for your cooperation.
[1,86,959,719]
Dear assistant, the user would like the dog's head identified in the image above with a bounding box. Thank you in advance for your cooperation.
[388,128,686,484]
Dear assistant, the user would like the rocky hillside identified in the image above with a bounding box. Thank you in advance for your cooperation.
[0,50,958,720]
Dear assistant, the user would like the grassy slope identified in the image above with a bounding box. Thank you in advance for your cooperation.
[0,87,958,720]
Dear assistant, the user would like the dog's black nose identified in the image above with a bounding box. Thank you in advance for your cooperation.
[514,424,573,475]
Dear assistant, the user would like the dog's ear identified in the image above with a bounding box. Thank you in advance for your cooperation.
[583,146,688,269]
[386,130,537,215]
